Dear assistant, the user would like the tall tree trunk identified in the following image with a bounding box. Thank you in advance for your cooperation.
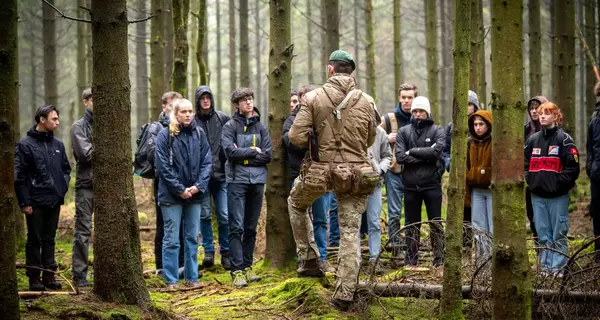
[549,0,555,97]
[136,0,149,125]
[307,0,314,85]
[265,0,296,267]
[171,0,190,97]
[440,0,447,124]
[578,1,585,147]
[394,0,402,95]
[426,0,440,123]
[30,24,37,119]
[77,0,87,119]
[196,0,208,85]
[254,0,261,115]
[151,0,166,120]
[365,0,377,102]
[216,0,222,109]
[353,0,360,88]
[477,0,485,107]
[91,0,151,307]
[43,0,58,107]
[325,0,339,56]
[585,0,596,129]
[0,0,20,318]
[229,0,237,99]
[529,0,542,97]
[470,0,481,96]
[239,0,250,87]
[320,1,327,84]
[87,0,93,86]
[190,0,199,90]
[490,0,532,318]
[165,0,174,89]
[553,0,576,134]
[440,0,470,318]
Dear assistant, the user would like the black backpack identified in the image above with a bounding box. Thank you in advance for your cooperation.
[133,122,163,179]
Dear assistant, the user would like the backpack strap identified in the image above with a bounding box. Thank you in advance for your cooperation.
[388,113,398,134]
[319,89,360,162]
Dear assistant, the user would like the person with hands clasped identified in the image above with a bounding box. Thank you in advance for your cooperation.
[155,98,212,289]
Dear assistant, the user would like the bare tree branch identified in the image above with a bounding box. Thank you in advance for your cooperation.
[128,15,154,24]
[42,0,91,23]
[291,1,326,31]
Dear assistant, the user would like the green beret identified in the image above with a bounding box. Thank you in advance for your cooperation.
[328,50,356,71]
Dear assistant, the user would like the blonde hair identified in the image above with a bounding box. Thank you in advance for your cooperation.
[169,98,194,136]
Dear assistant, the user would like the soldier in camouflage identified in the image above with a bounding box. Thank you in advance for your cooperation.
[288,50,378,311]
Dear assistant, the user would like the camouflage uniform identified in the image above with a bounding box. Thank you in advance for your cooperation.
[287,70,377,302]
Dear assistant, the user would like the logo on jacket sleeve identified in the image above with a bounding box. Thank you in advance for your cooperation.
[548,145,559,155]
[570,147,579,163]
[532,148,541,155]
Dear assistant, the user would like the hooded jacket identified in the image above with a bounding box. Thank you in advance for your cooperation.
[155,120,212,204]
[525,126,580,198]
[587,102,600,181]
[195,86,230,182]
[368,126,392,181]
[71,108,93,189]
[466,110,492,189]
[282,104,308,186]
[395,116,445,191]
[221,108,272,184]
[524,95,548,140]
[289,74,377,164]
[15,126,72,208]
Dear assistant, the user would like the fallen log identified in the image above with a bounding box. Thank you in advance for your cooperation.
[357,282,600,303]
[19,291,79,299]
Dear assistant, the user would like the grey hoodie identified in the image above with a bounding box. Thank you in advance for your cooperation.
[368,126,392,182]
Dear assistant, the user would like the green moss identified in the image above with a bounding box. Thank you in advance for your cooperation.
[367,297,437,319]
[28,294,151,320]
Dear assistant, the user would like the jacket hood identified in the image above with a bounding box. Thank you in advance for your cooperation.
[27,125,54,142]
[195,86,215,117]
[410,116,434,129]
[323,74,356,94]
[527,95,548,118]
[394,102,412,122]
[469,110,492,138]
[159,113,170,126]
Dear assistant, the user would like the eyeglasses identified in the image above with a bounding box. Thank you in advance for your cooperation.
[240,97,253,103]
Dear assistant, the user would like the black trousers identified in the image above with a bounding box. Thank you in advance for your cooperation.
[526,188,539,242]
[591,181,600,260]
[463,206,473,248]
[153,179,184,270]
[404,188,444,266]
[228,183,264,273]
[26,205,61,277]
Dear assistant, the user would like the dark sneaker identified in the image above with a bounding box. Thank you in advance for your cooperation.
[184,280,202,288]
[297,258,324,278]
[75,279,92,287]
[232,270,248,287]
[202,252,215,268]
[221,251,232,270]
[244,267,261,283]
[42,271,62,290]
[29,274,45,291]
[329,298,352,311]
[320,260,336,273]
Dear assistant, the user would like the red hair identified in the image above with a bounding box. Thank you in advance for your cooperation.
[537,102,563,125]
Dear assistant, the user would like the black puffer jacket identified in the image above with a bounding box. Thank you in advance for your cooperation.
[195,86,230,182]
[71,108,93,188]
[15,126,72,208]
[282,104,307,186]
[395,117,445,191]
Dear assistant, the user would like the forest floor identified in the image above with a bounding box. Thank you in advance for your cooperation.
[17,175,596,320]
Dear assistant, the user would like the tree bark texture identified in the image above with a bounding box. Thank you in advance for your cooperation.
[529,0,542,97]
[254,0,262,116]
[86,0,93,86]
[353,0,360,88]
[165,0,174,88]
[239,0,250,87]
[477,0,485,108]
[426,0,440,123]
[325,0,339,58]
[229,0,237,98]
[0,0,21,318]
[439,1,470,319]
[470,0,482,97]
[171,0,190,97]
[585,0,596,127]
[553,0,576,135]
[265,0,296,267]
[151,0,166,120]
[320,1,327,84]
[136,0,149,126]
[90,0,151,307]
[490,1,532,319]
[43,0,58,107]
[216,0,222,109]
[77,0,87,119]
[196,0,208,85]
[190,0,199,91]
[307,0,314,85]
[365,0,377,103]
[440,0,448,124]
[394,0,402,96]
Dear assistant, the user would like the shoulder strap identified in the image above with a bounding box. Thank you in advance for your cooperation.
[216,111,227,126]
[383,114,391,133]
[388,113,398,134]
[325,89,360,162]
[333,89,357,120]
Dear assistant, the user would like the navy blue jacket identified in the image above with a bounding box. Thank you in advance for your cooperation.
[15,126,72,208]
[155,121,212,204]
[222,108,272,184]
[587,103,600,181]
[282,104,307,186]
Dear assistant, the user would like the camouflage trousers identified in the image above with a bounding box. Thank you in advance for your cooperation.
[288,176,368,301]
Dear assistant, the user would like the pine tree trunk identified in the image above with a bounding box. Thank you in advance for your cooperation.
[171,0,190,97]
[43,0,58,107]
[469,0,481,95]
[440,0,448,124]
[365,0,377,102]
[325,0,339,57]
[265,0,296,267]
[353,0,360,88]
[239,0,250,87]
[529,0,542,97]
[136,0,149,125]
[77,0,87,119]
[190,0,199,90]
[165,0,174,88]
[87,0,93,86]
[553,0,576,135]
[320,1,327,84]
[585,0,596,128]
[307,0,314,85]
[549,0,555,97]
[477,0,485,108]
[151,0,166,120]
[578,2,585,146]
[0,0,20,318]
[394,0,402,95]
[216,0,222,109]
[229,0,237,97]
[196,0,208,85]
[90,0,151,307]
[254,0,261,115]
[30,24,37,120]
[440,0,470,318]
[426,0,440,123]
[490,1,532,318]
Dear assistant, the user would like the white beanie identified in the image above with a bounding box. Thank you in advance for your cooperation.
[410,96,431,116]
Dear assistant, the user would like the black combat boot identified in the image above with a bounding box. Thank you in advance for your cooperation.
[297,258,324,277]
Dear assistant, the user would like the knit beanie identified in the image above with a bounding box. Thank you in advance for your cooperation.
[410,96,431,116]
[468,90,480,110]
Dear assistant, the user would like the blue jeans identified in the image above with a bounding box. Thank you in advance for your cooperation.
[200,180,229,253]
[360,186,383,258]
[385,171,404,244]
[228,183,264,273]
[531,193,570,273]
[312,193,331,261]
[328,193,340,246]
[471,188,493,267]
[160,203,201,284]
